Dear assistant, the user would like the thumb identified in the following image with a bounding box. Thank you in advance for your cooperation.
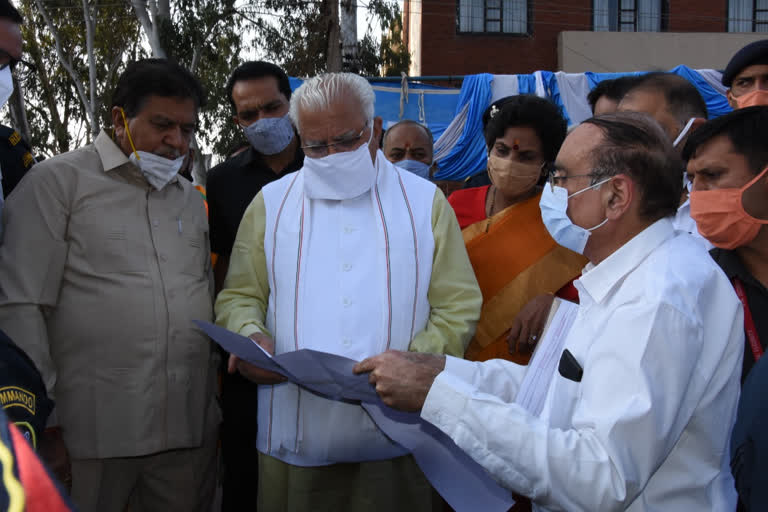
[227,354,239,374]
[353,357,375,374]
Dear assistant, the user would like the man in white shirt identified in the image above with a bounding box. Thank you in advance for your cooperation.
[356,112,744,511]
[510,74,713,353]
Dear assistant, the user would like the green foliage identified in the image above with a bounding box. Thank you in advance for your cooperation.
[378,4,410,77]
[158,0,244,156]
[244,0,410,78]
[240,0,329,77]
[18,0,410,159]
[19,0,142,157]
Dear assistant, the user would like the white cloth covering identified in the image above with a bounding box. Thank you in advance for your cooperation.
[422,219,743,511]
[259,151,436,466]
[554,72,594,126]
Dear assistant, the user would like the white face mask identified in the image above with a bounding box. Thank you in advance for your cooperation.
[129,151,186,190]
[0,67,13,110]
[303,124,376,200]
[243,113,295,155]
[539,178,611,255]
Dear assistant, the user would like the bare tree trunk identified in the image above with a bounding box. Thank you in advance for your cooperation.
[82,0,100,140]
[190,137,206,186]
[131,0,168,58]
[324,0,342,72]
[7,75,31,143]
[34,0,97,137]
[340,0,357,71]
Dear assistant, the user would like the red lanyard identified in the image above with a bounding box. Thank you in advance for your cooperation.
[733,277,763,362]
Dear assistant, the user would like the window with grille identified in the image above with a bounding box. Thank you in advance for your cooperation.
[729,0,768,32]
[457,0,529,34]
[593,0,666,32]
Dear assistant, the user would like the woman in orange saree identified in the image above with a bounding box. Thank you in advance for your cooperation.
[448,96,587,363]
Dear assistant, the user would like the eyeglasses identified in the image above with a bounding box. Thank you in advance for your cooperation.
[301,126,368,158]
[544,162,595,191]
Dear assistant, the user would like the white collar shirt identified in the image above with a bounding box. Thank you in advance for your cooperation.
[422,218,744,511]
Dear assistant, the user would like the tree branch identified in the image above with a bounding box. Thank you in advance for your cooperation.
[190,7,235,73]
[82,0,99,138]
[34,0,96,136]
[131,0,167,58]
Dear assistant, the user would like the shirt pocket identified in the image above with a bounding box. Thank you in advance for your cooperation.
[177,213,209,278]
[80,223,149,274]
[547,373,583,428]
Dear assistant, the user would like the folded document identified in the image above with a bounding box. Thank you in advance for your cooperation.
[195,321,515,512]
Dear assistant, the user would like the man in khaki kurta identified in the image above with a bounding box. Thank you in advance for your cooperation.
[0,59,220,512]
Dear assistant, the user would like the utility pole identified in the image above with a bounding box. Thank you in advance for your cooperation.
[324,0,342,72]
[340,0,357,72]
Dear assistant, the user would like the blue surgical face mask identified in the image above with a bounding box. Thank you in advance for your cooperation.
[539,178,611,255]
[243,113,295,155]
[394,159,431,180]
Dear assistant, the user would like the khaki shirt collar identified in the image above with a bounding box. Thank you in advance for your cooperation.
[95,130,132,172]
[94,130,182,189]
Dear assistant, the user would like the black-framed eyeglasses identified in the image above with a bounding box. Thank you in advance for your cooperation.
[301,125,369,158]
[544,162,595,190]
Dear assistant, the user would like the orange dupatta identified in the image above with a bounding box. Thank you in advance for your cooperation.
[463,192,587,363]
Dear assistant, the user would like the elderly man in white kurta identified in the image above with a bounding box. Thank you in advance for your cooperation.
[214,72,482,511]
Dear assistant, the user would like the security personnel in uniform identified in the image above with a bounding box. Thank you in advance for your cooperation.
[0,124,36,197]
[0,329,53,449]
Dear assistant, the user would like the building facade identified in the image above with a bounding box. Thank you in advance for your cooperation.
[404,0,768,75]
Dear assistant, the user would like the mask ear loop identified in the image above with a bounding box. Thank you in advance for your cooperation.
[119,107,141,160]
[672,117,697,148]
[568,176,613,231]
[737,166,768,222]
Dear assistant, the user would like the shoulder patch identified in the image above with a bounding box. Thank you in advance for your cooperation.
[0,387,35,415]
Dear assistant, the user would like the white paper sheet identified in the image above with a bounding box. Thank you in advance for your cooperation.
[515,299,579,417]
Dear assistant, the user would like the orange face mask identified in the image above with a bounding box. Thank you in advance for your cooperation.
[690,167,768,249]
[735,90,768,109]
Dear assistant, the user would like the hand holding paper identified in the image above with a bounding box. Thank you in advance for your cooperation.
[353,350,446,412]
[195,320,516,512]
[228,332,287,385]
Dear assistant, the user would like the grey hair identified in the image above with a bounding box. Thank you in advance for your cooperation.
[289,73,375,132]
[580,111,683,221]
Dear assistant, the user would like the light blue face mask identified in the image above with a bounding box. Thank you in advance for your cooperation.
[394,159,431,180]
[243,113,295,155]
[539,178,611,255]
